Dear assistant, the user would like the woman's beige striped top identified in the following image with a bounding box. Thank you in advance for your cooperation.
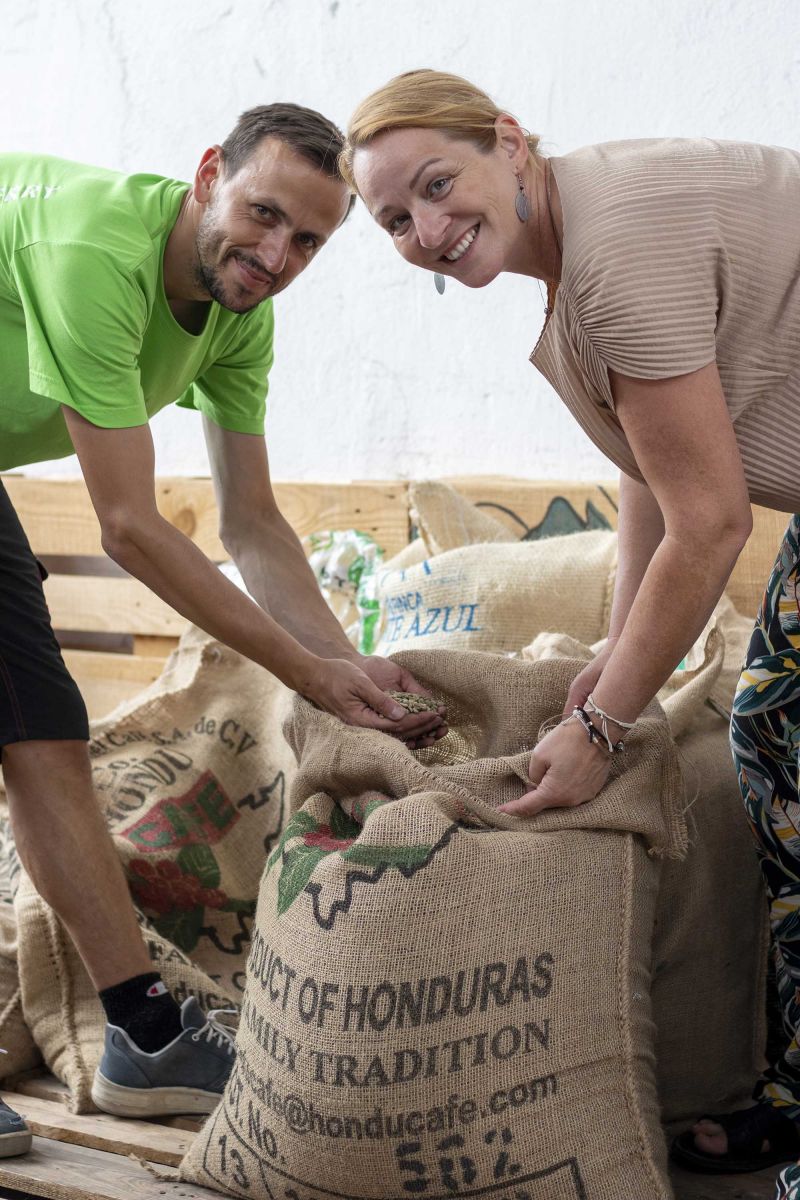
[532,138,800,511]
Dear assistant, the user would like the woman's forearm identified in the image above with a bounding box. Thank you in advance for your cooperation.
[607,473,666,639]
[591,524,745,725]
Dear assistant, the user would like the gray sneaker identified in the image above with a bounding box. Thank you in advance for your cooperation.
[0,1100,32,1157]
[91,997,235,1118]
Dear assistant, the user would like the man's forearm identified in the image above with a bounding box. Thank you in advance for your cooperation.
[103,512,319,691]
[226,511,360,661]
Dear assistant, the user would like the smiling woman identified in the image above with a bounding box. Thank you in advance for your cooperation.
[339,72,559,296]
[340,67,800,1183]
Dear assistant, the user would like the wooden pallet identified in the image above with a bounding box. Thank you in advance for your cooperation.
[0,1071,219,1200]
[0,1070,781,1200]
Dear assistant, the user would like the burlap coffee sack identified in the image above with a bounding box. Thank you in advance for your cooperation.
[409,480,516,554]
[182,649,683,1199]
[649,593,750,733]
[653,704,769,1128]
[376,531,617,656]
[411,479,619,552]
[286,650,683,852]
[524,591,751,734]
[0,817,40,1079]
[411,477,788,631]
[523,627,769,1126]
[93,635,295,996]
[730,504,793,621]
[382,536,428,572]
[651,602,767,1126]
[16,629,295,1112]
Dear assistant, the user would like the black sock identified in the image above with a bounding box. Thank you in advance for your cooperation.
[98,972,183,1053]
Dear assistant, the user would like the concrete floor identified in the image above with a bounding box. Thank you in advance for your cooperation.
[671,1164,780,1198]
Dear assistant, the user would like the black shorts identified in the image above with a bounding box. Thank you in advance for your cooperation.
[0,480,89,755]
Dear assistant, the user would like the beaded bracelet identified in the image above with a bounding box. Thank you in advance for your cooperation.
[569,705,625,755]
[585,693,636,754]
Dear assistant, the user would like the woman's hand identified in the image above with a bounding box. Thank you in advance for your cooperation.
[562,637,619,716]
[304,656,446,744]
[497,719,612,816]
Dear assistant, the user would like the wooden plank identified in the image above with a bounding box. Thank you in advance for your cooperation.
[153,1114,205,1134]
[3,475,410,559]
[45,577,188,638]
[0,1135,220,1200]
[274,479,410,556]
[4,1072,202,1134]
[2,477,224,559]
[0,1141,778,1200]
[3,1071,68,1104]
[132,637,179,659]
[2,477,105,556]
[61,651,167,685]
[8,1093,193,1168]
[61,651,167,721]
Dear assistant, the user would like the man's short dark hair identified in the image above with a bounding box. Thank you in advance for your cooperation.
[220,103,355,214]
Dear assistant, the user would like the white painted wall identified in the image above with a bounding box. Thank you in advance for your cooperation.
[3,0,798,482]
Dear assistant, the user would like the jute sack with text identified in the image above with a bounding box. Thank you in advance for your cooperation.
[16,629,295,1112]
[375,531,617,655]
[182,649,683,1200]
[0,818,40,1078]
[409,476,788,629]
[524,623,768,1125]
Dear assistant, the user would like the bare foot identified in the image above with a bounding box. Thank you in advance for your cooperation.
[691,1116,769,1157]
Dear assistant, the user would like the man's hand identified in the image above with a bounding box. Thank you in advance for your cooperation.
[304,657,446,744]
[360,655,448,748]
[497,720,612,816]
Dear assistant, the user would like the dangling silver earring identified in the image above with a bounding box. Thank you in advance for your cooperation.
[434,272,446,294]
[514,170,530,222]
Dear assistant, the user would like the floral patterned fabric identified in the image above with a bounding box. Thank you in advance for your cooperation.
[778,1161,800,1197]
[732,515,800,1122]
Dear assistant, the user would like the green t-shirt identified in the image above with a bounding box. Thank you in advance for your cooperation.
[0,153,274,470]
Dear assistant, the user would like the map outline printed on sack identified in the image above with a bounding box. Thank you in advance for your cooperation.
[266,802,458,932]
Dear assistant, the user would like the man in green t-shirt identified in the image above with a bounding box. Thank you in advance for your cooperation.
[0,103,443,1144]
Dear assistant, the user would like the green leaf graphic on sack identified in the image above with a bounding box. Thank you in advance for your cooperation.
[266,806,455,930]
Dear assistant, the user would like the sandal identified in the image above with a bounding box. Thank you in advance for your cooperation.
[671,1103,800,1173]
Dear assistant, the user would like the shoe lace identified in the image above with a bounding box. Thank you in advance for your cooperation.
[191,1007,238,1055]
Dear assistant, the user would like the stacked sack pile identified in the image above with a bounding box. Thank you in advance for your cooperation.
[181,481,772,1200]
[2,626,296,1111]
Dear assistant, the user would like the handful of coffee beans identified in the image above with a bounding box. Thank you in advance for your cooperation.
[388,690,442,715]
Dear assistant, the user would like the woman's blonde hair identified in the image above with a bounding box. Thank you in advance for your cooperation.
[339,69,541,191]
